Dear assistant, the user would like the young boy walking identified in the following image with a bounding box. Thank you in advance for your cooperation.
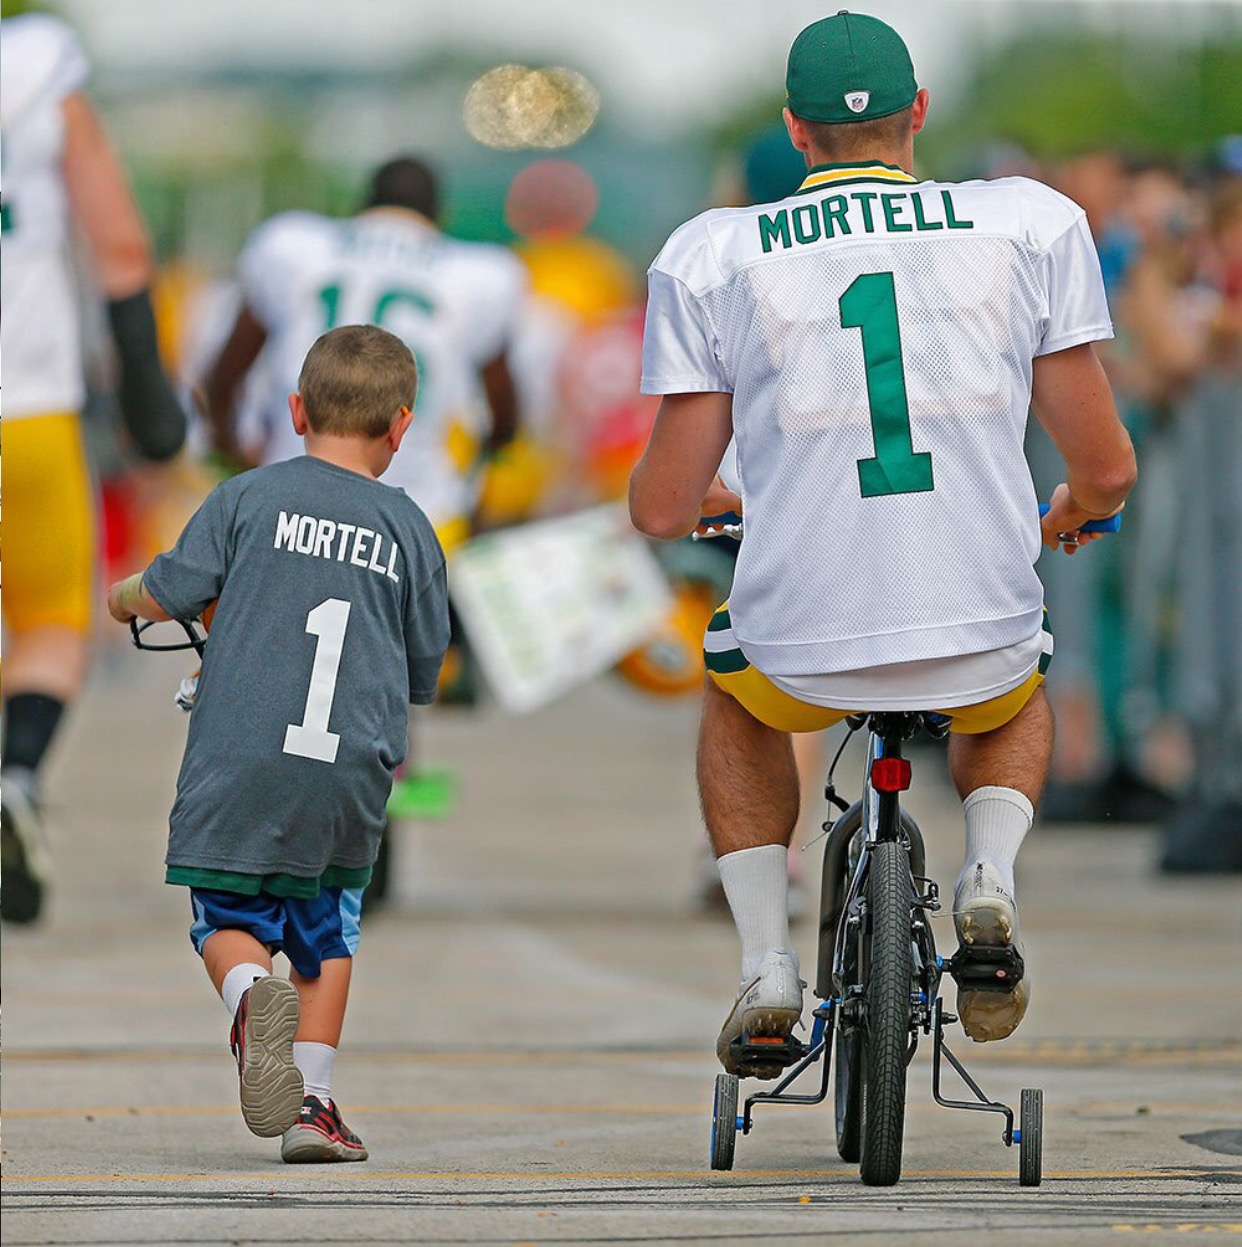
[108,325,450,1162]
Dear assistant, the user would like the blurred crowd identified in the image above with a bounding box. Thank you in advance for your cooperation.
[1026,146,1242,869]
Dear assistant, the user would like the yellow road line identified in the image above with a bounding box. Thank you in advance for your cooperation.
[3,1168,1217,1184]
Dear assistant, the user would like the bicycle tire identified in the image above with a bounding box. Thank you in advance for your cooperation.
[834,1023,863,1161]
[859,836,914,1187]
[710,1073,739,1171]
[1019,1087,1043,1187]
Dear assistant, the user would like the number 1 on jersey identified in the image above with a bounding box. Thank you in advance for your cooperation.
[284,598,351,764]
[840,271,934,498]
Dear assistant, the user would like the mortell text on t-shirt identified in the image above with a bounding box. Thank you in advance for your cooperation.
[274,510,400,582]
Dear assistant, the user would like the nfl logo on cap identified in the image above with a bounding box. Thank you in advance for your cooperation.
[845,91,870,113]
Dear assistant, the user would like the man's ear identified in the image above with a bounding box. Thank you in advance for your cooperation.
[289,393,310,436]
[911,88,930,137]
[388,405,415,452]
[784,107,812,155]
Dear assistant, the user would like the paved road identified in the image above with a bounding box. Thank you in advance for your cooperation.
[3,644,1240,1245]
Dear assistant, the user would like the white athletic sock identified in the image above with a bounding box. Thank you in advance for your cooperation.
[958,786,1034,897]
[293,1041,336,1103]
[717,844,793,982]
[221,963,271,1019]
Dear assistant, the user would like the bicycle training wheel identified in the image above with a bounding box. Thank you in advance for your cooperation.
[1019,1087,1043,1187]
[859,837,914,1187]
[710,1073,739,1171]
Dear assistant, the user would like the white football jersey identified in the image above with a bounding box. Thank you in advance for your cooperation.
[0,14,89,420]
[239,209,527,529]
[642,163,1112,677]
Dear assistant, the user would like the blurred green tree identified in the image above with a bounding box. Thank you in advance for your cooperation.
[921,31,1242,174]
[714,30,1242,178]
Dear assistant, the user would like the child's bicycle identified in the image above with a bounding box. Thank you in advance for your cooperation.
[697,507,1121,1188]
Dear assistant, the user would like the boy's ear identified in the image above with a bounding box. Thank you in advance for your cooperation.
[289,393,310,436]
[388,405,415,451]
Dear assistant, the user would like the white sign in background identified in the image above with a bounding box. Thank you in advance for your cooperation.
[448,505,673,714]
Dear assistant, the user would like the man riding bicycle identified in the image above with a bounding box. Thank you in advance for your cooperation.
[630,11,1136,1074]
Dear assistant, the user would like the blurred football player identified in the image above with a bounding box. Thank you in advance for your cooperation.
[1,12,187,924]
[202,155,525,556]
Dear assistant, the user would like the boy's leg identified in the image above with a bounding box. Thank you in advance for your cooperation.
[291,956,352,1047]
[194,897,304,1138]
[202,928,274,1005]
[280,892,368,1163]
[289,957,351,1103]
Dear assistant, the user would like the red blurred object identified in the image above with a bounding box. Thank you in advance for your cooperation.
[505,160,598,240]
[99,477,136,581]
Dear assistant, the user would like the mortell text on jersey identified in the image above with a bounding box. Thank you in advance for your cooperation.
[759,189,974,253]
[274,510,401,582]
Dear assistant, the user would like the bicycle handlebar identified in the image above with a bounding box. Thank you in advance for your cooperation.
[1036,504,1122,534]
[693,505,1121,541]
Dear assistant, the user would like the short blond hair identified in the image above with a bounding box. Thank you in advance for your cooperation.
[298,324,417,438]
[795,105,914,164]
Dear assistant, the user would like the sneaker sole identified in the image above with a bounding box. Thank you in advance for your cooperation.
[955,898,1029,1043]
[238,978,304,1137]
[282,1129,369,1163]
[716,1005,802,1078]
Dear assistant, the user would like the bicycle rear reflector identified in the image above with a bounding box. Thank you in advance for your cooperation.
[870,757,912,792]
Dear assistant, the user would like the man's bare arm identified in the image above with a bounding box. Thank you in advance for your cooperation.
[200,305,268,465]
[629,392,734,540]
[1031,343,1137,550]
[479,351,519,454]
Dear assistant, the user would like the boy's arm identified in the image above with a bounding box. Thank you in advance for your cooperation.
[405,560,452,706]
[107,572,172,624]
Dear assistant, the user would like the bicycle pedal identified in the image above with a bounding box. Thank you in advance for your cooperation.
[945,943,1025,993]
[729,1034,808,1076]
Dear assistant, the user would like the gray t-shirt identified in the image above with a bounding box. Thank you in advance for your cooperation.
[145,456,449,880]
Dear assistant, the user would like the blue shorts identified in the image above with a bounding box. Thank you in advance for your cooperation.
[189,886,363,979]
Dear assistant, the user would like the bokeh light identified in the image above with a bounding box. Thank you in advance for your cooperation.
[463,64,600,151]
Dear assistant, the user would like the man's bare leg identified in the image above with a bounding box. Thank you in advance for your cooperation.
[698,679,804,1074]
[945,687,1053,1041]
[698,678,800,856]
[948,686,1053,805]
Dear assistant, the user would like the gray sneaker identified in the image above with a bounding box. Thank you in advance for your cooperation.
[281,1095,369,1163]
[229,977,304,1136]
[953,861,1030,1043]
[716,949,805,1078]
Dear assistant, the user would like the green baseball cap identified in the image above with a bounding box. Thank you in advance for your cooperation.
[786,11,917,124]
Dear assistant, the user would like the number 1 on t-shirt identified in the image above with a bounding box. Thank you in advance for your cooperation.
[839,271,934,498]
[283,598,351,764]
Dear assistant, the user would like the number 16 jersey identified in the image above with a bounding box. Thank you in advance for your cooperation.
[240,210,526,531]
[640,164,1112,678]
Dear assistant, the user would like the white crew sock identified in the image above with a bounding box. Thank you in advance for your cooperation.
[221,963,271,1019]
[957,786,1034,897]
[717,844,793,981]
[293,1041,336,1103]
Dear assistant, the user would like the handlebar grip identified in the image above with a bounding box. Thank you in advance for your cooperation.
[1038,504,1122,534]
